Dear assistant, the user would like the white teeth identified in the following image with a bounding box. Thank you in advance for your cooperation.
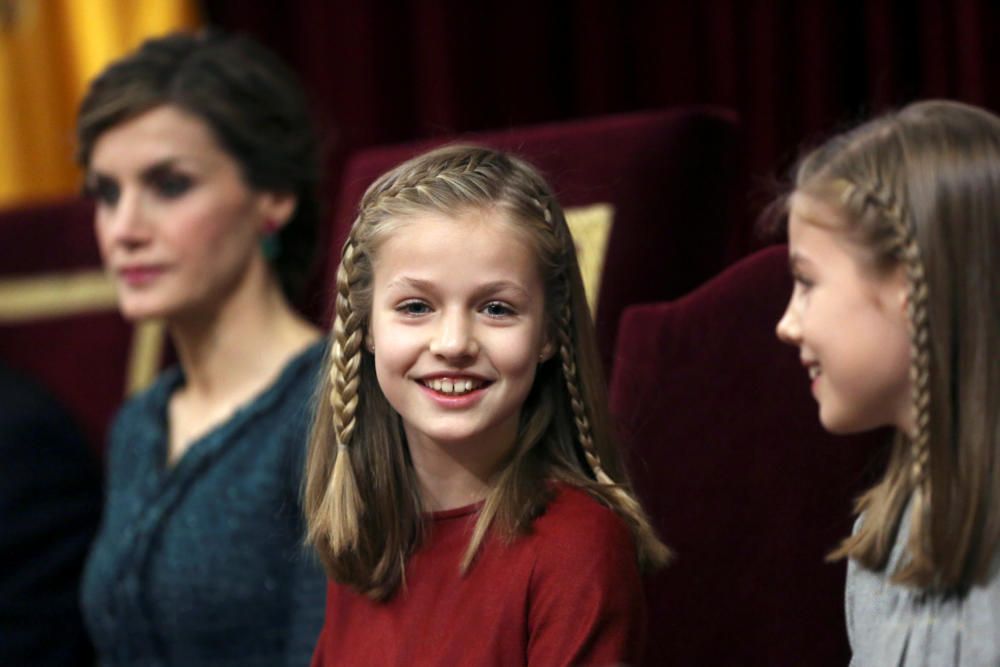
[423,378,482,395]
[808,366,821,380]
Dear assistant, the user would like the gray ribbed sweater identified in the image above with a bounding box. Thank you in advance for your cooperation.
[846,503,1000,666]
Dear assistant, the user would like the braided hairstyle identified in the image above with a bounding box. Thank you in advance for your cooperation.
[305,145,668,600]
[792,100,1000,592]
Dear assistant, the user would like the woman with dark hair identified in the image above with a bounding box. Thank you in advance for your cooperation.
[78,31,326,666]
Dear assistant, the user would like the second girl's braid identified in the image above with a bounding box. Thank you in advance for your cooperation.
[852,177,933,490]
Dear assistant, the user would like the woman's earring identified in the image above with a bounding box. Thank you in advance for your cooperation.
[261,218,282,261]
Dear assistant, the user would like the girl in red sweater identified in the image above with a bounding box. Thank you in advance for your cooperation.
[305,145,668,666]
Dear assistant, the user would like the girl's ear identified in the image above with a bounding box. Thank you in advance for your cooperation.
[892,265,910,315]
[539,339,556,363]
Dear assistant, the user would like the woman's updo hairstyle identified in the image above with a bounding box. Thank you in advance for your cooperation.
[76,30,324,302]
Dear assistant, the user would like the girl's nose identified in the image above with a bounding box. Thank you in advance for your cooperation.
[428,310,479,360]
[775,299,801,345]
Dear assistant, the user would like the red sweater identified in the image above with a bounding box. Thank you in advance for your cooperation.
[310,485,646,666]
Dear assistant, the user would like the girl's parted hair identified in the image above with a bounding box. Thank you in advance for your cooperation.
[792,100,1000,592]
[305,145,669,600]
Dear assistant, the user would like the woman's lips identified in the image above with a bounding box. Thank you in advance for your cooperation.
[118,266,166,287]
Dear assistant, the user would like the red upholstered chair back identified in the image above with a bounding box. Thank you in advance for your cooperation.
[0,198,164,456]
[610,245,887,666]
[325,108,746,374]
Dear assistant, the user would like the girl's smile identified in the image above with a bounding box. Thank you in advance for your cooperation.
[369,208,553,475]
[776,193,912,435]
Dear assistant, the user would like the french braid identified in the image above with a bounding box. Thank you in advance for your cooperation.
[848,175,934,570]
[361,148,493,213]
[543,196,672,565]
[323,236,366,551]
[848,178,932,491]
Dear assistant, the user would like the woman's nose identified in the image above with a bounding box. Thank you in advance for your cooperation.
[102,189,151,249]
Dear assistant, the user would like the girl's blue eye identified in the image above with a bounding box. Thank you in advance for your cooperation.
[398,301,431,316]
[483,302,515,318]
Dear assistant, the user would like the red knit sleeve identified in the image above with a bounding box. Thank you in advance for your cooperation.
[309,589,331,667]
[526,490,647,666]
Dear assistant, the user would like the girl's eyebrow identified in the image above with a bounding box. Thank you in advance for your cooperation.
[788,251,811,272]
[384,276,530,299]
[474,280,530,299]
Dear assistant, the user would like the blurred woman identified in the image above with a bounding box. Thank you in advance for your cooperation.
[77,31,327,667]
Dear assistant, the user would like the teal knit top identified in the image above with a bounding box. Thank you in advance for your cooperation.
[81,340,327,667]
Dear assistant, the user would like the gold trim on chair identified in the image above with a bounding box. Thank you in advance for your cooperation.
[0,268,166,395]
[564,203,615,317]
[0,270,117,322]
[127,319,166,395]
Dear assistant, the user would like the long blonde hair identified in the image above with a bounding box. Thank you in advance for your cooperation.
[305,145,669,600]
[793,100,1000,592]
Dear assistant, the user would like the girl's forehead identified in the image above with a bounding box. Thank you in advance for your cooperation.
[788,191,845,230]
[370,211,545,292]
[372,207,537,256]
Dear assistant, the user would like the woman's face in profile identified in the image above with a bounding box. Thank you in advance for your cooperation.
[86,104,281,322]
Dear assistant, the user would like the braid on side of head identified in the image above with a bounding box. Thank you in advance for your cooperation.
[542,192,671,566]
[363,147,493,211]
[554,275,672,566]
[851,175,934,570]
[537,190,617,488]
[322,234,366,552]
[555,291,610,484]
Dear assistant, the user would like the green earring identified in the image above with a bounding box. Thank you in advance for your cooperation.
[261,219,282,261]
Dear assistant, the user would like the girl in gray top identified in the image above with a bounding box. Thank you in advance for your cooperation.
[775,100,1000,665]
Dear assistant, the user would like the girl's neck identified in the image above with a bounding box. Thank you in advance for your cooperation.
[405,415,519,512]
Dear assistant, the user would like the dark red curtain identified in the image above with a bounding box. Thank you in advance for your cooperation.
[204,0,998,220]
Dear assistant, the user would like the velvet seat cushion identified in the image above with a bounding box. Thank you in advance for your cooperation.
[611,244,887,666]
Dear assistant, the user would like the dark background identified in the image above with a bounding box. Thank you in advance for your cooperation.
[204,0,999,224]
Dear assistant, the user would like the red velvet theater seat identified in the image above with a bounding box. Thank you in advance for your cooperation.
[326,107,747,374]
[610,245,887,666]
[0,197,164,455]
